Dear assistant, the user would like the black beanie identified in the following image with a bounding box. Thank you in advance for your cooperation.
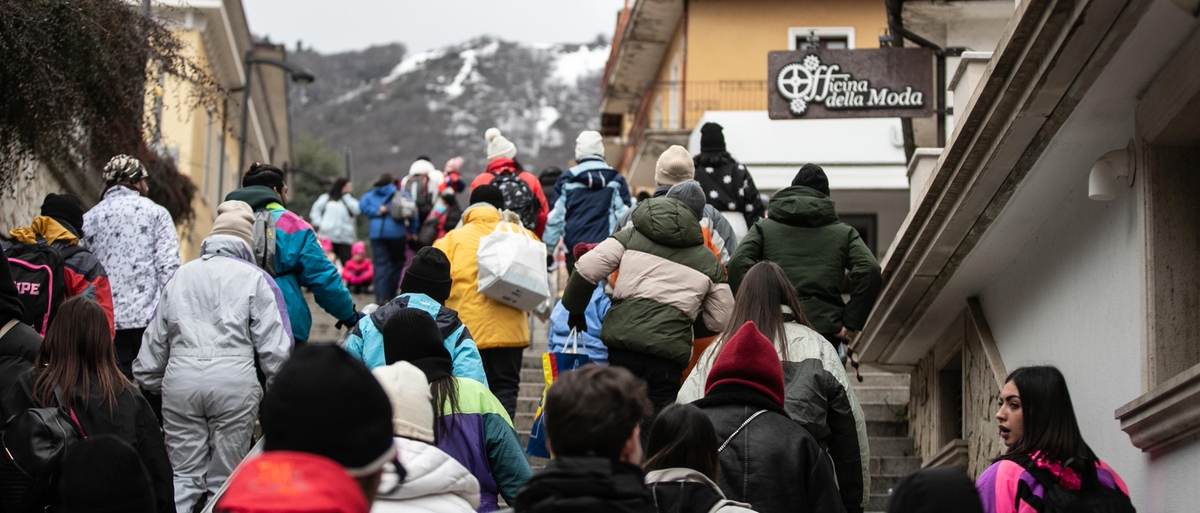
[59,435,156,513]
[700,122,726,153]
[401,247,452,303]
[0,256,24,324]
[381,308,453,383]
[470,184,506,209]
[41,193,85,235]
[261,345,395,476]
[792,163,830,197]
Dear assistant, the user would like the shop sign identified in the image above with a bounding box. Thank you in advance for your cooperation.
[768,48,935,119]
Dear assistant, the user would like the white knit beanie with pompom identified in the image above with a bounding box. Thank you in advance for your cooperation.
[485,127,517,161]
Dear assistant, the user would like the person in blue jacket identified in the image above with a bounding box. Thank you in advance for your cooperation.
[542,131,631,273]
[358,172,419,304]
[547,242,611,366]
[343,246,488,385]
[225,163,359,345]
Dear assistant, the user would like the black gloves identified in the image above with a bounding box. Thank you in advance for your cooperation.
[336,311,366,330]
[568,312,588,333]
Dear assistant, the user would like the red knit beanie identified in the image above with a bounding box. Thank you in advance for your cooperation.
[704,321,785,408]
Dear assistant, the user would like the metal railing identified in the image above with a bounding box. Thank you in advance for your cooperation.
[621,80,767,170]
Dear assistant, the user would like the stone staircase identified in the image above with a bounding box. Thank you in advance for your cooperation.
[305,292,376,345]
[852,368,920,512]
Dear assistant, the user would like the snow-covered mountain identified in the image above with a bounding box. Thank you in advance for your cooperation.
[289,37,609,185]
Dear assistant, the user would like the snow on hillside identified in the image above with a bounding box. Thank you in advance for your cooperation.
[290,37,609,185]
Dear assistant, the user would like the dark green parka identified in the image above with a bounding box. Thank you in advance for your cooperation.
[728,186,881,334]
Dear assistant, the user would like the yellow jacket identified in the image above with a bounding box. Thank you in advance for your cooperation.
[433,204,537,350]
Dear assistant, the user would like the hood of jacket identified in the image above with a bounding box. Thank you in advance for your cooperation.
[631,198,703,248]
[515,456,655,513]
[9,217,79,246]
[766,185,839,228]
[567,158,622,191]
[378,438,481,507]
[200,234,255,262]
[460,203,501,226]
[225,185,283,211]
[485,157,518,175]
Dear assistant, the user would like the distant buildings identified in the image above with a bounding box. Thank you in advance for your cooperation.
[599,0,908,258]
[153,0,294,260]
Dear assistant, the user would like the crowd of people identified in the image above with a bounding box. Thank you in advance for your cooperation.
[0,123,1134,513]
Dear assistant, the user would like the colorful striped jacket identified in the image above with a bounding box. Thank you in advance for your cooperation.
[976,457,1129,513]
[437,377,532,512]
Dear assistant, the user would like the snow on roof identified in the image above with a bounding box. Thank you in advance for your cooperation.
[687,111,909,191]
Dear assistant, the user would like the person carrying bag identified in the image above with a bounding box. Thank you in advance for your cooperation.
[526,329,591,459]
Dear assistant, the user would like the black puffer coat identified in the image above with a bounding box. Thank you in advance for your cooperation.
[515,456,656,513]
[693,385,846,513]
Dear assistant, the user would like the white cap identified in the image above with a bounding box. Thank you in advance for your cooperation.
[575,130,605,161]
[372,362,435,444]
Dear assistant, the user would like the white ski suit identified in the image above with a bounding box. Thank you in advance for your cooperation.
[134,234,292,513]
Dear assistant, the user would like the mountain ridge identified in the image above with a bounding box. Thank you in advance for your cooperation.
[288,36,609,186]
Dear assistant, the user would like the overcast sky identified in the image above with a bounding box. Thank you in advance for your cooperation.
[242,0,627,54]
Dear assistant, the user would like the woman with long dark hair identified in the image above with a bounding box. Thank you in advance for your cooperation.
[976,366,1132,513]
[309,177,360,266]
[677,261,871,513]
[0,297,174,513]
[643,404,755,513]
[379,307,530,512]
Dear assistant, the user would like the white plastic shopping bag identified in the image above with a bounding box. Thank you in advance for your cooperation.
[477,218,551,311]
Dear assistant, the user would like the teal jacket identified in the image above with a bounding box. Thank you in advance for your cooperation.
[343,293,488,386]
[225,186,356,342]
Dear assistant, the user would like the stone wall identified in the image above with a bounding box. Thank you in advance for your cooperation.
[910,349,939,462]
[1,160,100,235]
[964,300,1008,478]
[909,302,1008,478]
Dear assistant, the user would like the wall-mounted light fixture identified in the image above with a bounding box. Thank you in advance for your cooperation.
[1088,141,1135,201]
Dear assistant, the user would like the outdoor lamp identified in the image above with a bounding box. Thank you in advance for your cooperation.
[1088,141,1134,201]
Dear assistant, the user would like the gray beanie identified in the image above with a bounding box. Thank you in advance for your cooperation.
[665,180,706,220]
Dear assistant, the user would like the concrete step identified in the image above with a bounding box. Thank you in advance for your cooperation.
[521,368,544,382]
[519,382,545,398]
[523,355,543,370]
[869,455,921,477]
[853,386,910,406]
[870,474,902,496]
[866,419,907,437]
[860,403,908,423]
[851,372,910,389]
[514,412,537,433]
[517,396,542,415]
[867,436,914,458]
[866,492,891,512]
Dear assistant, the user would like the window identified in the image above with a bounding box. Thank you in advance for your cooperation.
[787,27,856,51]
[840,213,878,256]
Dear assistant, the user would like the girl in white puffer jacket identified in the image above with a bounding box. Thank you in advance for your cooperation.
[371,361,480,513]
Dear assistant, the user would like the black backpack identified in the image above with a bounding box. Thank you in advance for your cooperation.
[1014,456,1136,513]
[1,387,86,511]
[491,170,539,232]
[4,239,83,336]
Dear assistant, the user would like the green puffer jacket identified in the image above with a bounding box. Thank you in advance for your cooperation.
[728,186,881,334]
[563,198,733,368]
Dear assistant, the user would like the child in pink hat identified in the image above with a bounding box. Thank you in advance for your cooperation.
[342,241,374,295]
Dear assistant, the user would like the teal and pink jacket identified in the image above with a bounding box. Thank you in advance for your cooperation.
[225,186,357,342]
[975,455,1129,513]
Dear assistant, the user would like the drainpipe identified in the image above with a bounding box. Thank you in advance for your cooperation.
[680,0,688,129]
[884,0,963,149]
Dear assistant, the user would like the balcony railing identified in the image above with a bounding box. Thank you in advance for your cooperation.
[621,80,767,170]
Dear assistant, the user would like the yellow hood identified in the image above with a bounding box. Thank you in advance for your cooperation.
[9,217,79,246]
